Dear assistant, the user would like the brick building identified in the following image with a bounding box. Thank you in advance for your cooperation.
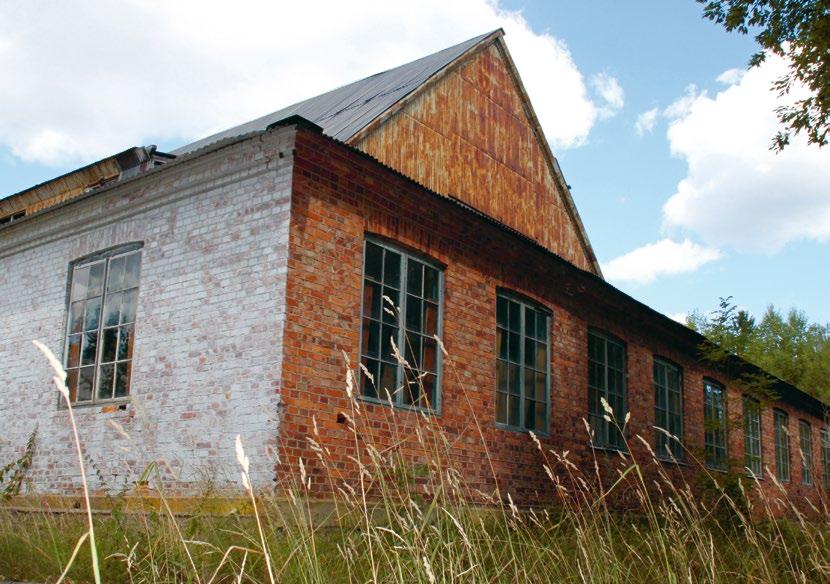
[1,31,827,504]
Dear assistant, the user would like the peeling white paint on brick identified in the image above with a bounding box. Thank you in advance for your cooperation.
[0,127,296,495]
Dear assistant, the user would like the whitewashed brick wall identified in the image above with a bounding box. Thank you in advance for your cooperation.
[0,127,296,494]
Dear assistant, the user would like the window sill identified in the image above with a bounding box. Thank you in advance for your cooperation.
[59,399,130,412]
[357,394,439,416]
[494,422,549,438]
[655,455,689,467]
[589,444,629,456]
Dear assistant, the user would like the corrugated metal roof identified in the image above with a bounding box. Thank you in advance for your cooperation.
[172,31,496,156]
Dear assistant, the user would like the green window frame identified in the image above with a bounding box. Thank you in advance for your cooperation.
[63,245,141,405]
[799,420,813,486]
[495,292,550,433]
[743,397,762,477]
[703,380,728,470]
[359,239,442,410]
[654,358,683,460]
[773,409,790,483]
[588,330,626,450]
[821,428,830,489]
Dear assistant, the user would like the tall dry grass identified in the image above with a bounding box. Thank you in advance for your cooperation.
[0,335,827,583]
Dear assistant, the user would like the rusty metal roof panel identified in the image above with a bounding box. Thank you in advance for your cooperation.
[172,31,496,156]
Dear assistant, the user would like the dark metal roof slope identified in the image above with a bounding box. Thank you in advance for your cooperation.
[172,31,497,156]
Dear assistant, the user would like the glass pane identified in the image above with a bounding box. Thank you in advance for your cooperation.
[66,369,79,403]
[81,331,98,366]
[524,306,536,338]
[84,297,101,331]
[508,301,521,332]
[380,324,398,362]
[88,262,105,297]
[496,296,508,328]
[103,291,122,328]
[524,338,535,368]
[384,251,401,288]
[101,327,118,363]
[422,337,437,373]
[421,373,436,407]
[77,366,95,402]
[71,265,90,300]
[403,375,421,406]
[120,289,138,324]
[508,395,520,427]
[406,295,422,332]
[423,302,438,336]
[382,288,399,323]
[536,343,546,371]
[404,335,420,368]
[525,400,536,430]
[362,318,380,358]
[123,253,141,289]
[508,363,521,395]
[117,324,134,361]
[379,362,397,398]
[107,256,126,292]
[497,360,508,392]
[406,260,422,295]
[364,242,383,281]
[423,266,439,302]
[496,391,507,423]
[536,313,547,340]
[535,371,546,401]
[66,334,82,368]
[114,361,132,398]
[97,363,114,400]
[363,281,382,320]
[508,332,520,363]
[496,328,507,359]
[361,358,379,398]
[69,301,85,334]
[523,367,534,398]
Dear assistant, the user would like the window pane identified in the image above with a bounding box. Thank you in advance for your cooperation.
[66,334,82,368]
[536,312,547,340]
[406,295,422,332]
[496,391,507,423]
[497,361,508,392]
[508,363,521,395]
[379,362,397,397]
[361,358,379,398]
[423,302,438,336]
[524,338,535,368]
[364,242,383,281]
[384,251,401,289]
[88,262,105,297]
[123,253,141,289]
[103,291,122,328]
[508,332,520,363]
[77,366,95,402]
[84,297,101,331]
[362,318,380,358]
[496,296,508,328]
[423,267,439,302]
[114,361,132,398]
[81,331,98,366]
[524,306,536,339]
[422,337,437,373]
[69,301,85,334]
[107,256,126,292]
[66,369,79,403]
[406,260,422,295]
[70,266,90,300]
[363,281,382,320]
[101,327,118,363]
[381,288,399,323]
[120,289,138,324]
[534,371,546,401]
[97,363,114,400]
[497,328,507,360]
[508,394,520,427]
[117,324,135,361]
[380,324,398,362]
[525,400,537,430]
[508,301,521,333]
[535,342,546,371]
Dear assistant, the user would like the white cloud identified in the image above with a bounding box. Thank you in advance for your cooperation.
[662,55,830,252]
[602,239,723,285]
[592,72,624,119]
[0,0,618,167]
[635,107,659,136]
[716,68,745,85]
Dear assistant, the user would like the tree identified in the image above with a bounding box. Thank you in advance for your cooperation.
[697,0,830,150]
[688,297,830,401]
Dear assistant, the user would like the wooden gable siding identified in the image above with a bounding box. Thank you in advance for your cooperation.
[353,42,595,273]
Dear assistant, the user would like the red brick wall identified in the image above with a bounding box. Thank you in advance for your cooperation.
[278,125,828,511]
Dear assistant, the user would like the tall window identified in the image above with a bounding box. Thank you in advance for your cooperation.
[773,409,790,482]
[821,428,830,489]
[64,246,141,404]
[704,380,728,470]
[588,330,626,450]
[654,358,683,460]
[495,293,549,432]
[799,420,813,486]
[743,397,762,477]
[359,239,442,409]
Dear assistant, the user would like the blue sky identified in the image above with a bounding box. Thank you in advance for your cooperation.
[1,0,828,323]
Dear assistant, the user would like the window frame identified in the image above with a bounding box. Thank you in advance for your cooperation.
[773,409,791,483]
[587,328,627,451]
[494,290,551,435]
[357,237,444,413]
[703,379,728,471]
[742,396,763,478]
[653,357,684,461]
[798,419,813,486]
[61,242,143,408]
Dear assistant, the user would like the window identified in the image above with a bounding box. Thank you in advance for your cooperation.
[359,239,442,409]
[63,246,141,404]
[799,420,813,486]
[773,409,790,482]
[704,380,728,470]
[821,428,830,489]
[654,358,683,459]
[495,293,549,432]
[743,397,762,477]
[588,330,626,450]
